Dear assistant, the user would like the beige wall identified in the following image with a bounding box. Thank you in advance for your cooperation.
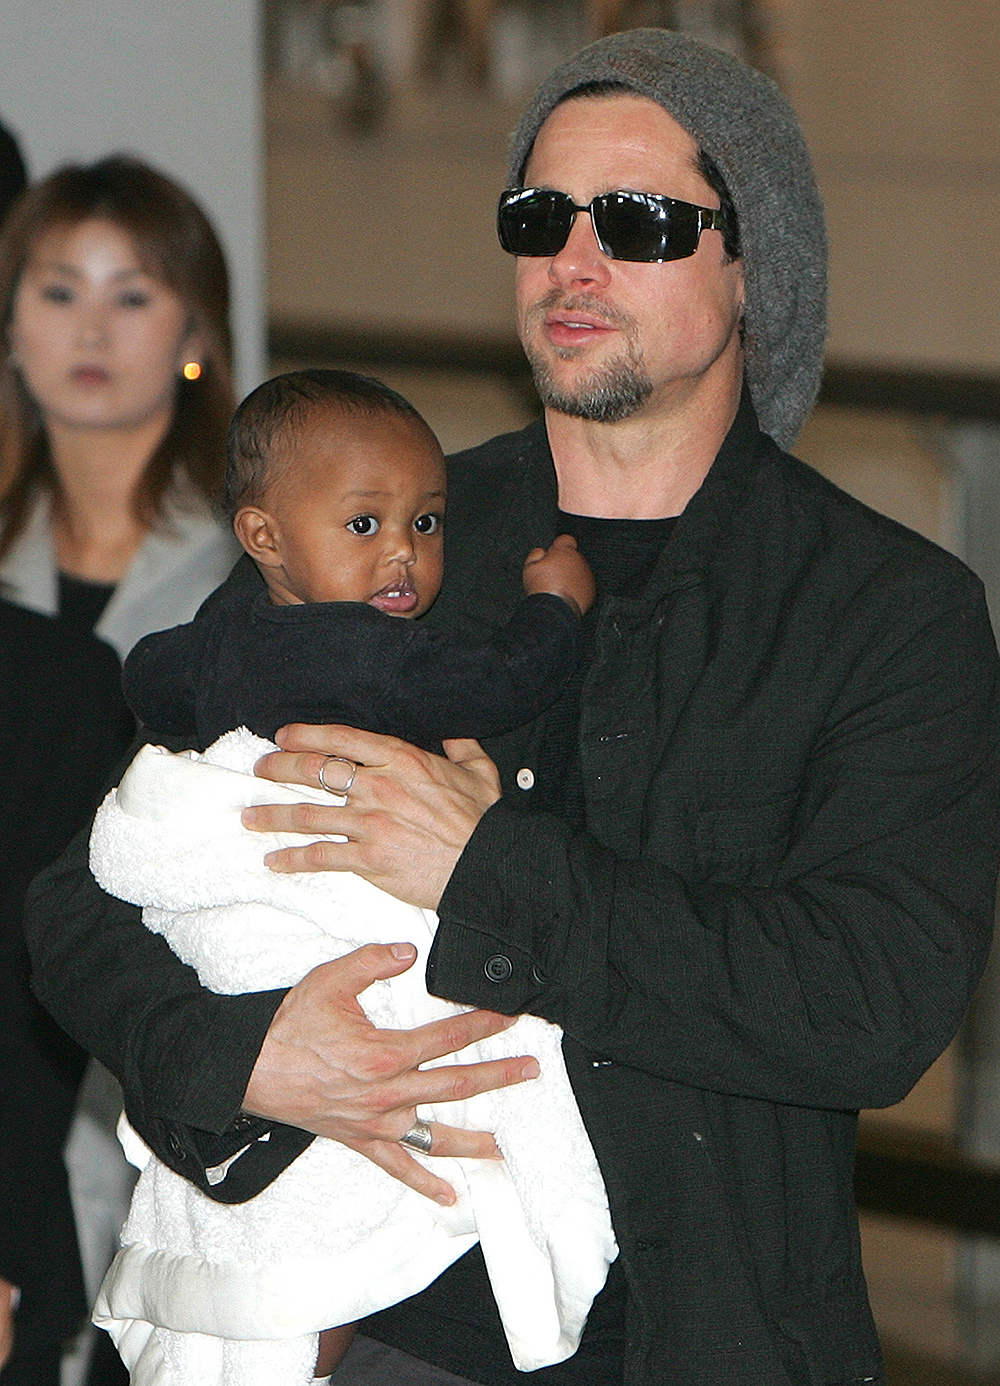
[267,82,515,339]
[0,1,267,394]
[269,2,1000,382]
[789,0,1000,374]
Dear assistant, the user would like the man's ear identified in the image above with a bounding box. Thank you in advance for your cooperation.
[234,506,282,567]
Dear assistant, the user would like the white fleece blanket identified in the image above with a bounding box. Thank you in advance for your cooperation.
[89,729,616,1386]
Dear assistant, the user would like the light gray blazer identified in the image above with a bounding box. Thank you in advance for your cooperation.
[0,488,239,659]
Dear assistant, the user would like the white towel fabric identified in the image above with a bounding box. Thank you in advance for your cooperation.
[89,729,617,1386]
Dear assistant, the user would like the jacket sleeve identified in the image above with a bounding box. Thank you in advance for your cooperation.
[24,818,312,1203]
[120,555,257,738]
[429,578,1000,1113]
[122,623,203,736]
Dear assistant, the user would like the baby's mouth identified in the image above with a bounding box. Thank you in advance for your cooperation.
[370,579,419,616]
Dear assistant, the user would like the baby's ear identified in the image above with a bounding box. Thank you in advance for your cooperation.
[234,506,282,567]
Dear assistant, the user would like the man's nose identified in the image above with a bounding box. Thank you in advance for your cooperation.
[548,208,613,289]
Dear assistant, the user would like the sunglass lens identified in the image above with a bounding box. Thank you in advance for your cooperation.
[591,193,664,261]
[497,189,573,256]
[592,193,702,262]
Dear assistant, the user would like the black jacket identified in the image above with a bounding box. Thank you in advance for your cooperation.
[25,400,1000,1385]
[0,600,134,1370]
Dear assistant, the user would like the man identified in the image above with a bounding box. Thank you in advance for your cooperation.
[27,27,1000,1386]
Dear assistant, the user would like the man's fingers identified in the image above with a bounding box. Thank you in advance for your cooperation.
[338,1121,508,1208]
[263,839,348,873]
[253,724,404,789]
[417,1122,503,1162]
[316,941,418,993]
[440,737,501,795]
[253,748,347,792]
[349,1137,458,1206]
[409,1005,520,1063]
[440,736,488,767]
[275,722,396,758]
[407,1052,541,1109]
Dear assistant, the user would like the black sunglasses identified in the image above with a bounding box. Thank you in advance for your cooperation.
[497,186,727,264]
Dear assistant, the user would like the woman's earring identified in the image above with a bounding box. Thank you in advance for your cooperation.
[181,361,202,381]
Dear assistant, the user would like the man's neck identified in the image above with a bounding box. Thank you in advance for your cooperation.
[545,369,743,520]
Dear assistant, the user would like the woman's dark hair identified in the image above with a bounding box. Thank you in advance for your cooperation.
[224,368,432,519]
[0,121,27,227]
[0,154,234,562]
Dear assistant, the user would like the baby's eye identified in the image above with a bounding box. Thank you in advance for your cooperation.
[346,514,379,535]
[118,289,152,309]
[414,512,442,535]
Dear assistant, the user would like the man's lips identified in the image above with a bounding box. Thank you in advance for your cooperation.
[369,580,419,615]
[542,308,617,349]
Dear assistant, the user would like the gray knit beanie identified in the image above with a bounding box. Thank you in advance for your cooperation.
[508,28,827,449]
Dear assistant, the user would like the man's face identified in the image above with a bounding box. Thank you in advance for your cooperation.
[515,93,745,426]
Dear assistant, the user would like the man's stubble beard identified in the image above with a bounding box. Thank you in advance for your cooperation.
[521,297,653,425]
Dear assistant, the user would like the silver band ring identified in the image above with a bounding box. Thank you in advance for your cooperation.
[399,1119,433,1155]
[318,755,357,795]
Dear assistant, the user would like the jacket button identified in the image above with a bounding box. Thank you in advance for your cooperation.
[516,767,534,790]
[166,1131,187,1161]
[484,953,513,982]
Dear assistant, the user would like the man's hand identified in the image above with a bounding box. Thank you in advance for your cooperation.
[242,944,539,1206]
[243,724,501,909]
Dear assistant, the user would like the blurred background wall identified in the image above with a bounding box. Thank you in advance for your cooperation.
[0,0,267,394]
[792,0,1000,375]
[264,0,1000,376]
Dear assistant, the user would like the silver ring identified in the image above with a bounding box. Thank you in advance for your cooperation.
[399,1119,433,1155]
[318,755,357,795]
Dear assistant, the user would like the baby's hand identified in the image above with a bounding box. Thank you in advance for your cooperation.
[522,534,596,617]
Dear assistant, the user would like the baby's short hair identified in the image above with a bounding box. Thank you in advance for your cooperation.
[224,368,430,517]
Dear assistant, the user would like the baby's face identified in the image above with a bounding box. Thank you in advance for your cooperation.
[252,409,446,614]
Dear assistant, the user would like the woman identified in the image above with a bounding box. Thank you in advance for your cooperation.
[0,153,236,655]
[0,155,239,1385]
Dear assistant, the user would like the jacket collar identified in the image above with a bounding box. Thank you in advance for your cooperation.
[504,386,772,598]
[640,387,772,600]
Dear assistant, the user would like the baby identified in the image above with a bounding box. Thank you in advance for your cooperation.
[90,371,616,1386]
[122,367,594,751]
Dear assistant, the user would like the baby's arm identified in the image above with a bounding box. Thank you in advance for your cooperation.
[316,1324,356,1376]
[522,534,595,617]
[357,536,593,745]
